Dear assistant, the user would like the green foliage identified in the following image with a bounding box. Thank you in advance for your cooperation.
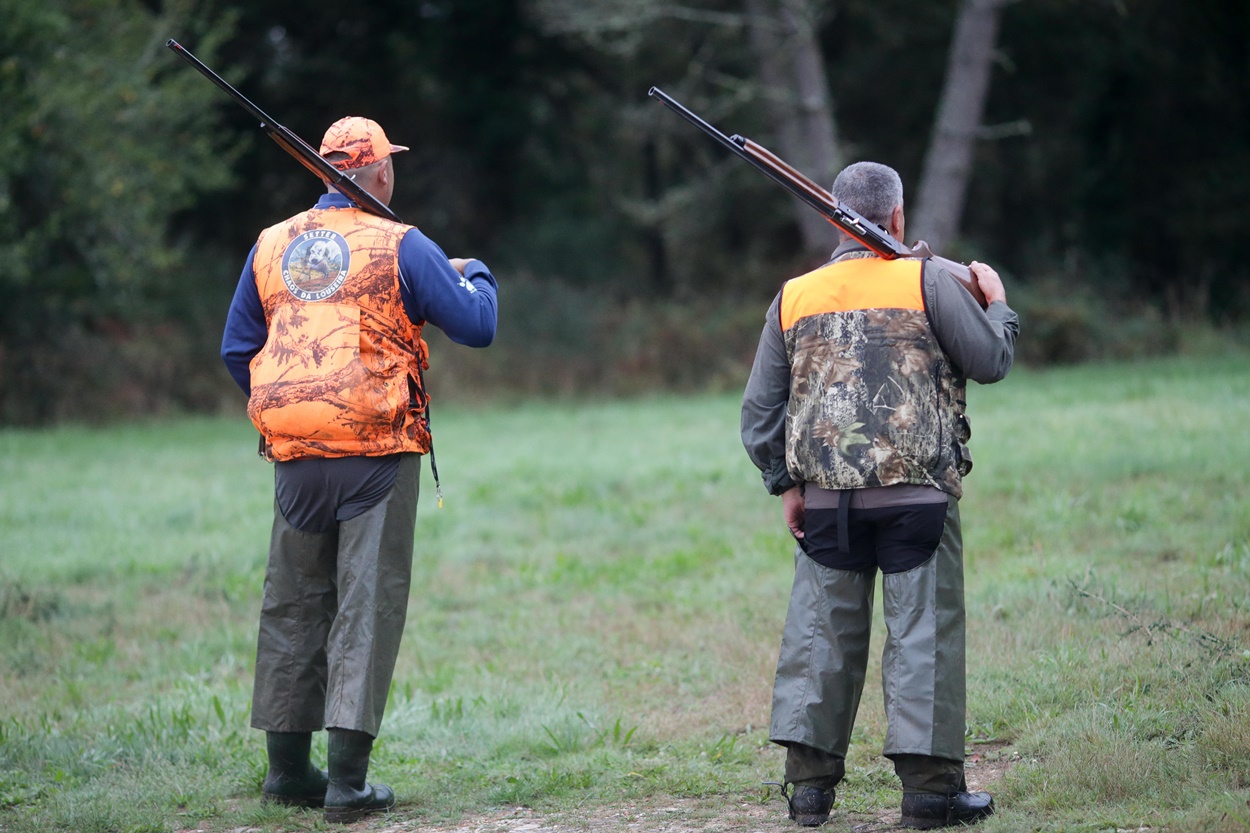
[421,277,769,403]
[0,0,239,424]
[4,0,1250,425]
[969,0,1250,318]
[1008,273,1182,365]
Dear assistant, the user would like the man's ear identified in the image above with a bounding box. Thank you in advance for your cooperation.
[891,204,905,240]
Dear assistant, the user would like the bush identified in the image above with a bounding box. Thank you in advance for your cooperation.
[1010,276,1180,366]
[6,270,1246,426]
[420,275,769,405]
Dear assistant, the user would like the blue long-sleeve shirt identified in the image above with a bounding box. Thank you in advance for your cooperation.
[221,192,498,395]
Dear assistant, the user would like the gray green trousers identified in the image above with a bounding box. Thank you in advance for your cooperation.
[770,495,967,793]
[250,453,419,738]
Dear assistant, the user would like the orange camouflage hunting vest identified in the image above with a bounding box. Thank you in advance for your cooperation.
[780,254,970,498]
[247,206,430,461]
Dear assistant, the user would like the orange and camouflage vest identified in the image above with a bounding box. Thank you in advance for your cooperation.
[780,253,971,498]
[247,206,431,461]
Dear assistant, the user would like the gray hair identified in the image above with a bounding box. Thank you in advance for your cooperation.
[831,161,903,228]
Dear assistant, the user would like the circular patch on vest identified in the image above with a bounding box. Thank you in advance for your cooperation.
[281,230,351,301]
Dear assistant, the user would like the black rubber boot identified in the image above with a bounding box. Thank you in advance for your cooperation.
[324,728,396,824]
[900,790,994,828]
[789,785,834,827]
[261,731,329,808]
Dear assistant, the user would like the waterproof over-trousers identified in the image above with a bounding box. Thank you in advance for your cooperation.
[251,454,420,738]
[770,495,966,791]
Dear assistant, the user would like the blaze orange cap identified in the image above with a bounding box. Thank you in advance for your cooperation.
[318,116,409,171]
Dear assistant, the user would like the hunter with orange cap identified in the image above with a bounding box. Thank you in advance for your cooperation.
[222,116,499,823]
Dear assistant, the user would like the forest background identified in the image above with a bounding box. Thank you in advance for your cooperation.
[1,0,1247,425]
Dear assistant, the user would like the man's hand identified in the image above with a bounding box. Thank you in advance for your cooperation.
[782,486,805,540]
[448,258,471,275]
[969,261,1007,305]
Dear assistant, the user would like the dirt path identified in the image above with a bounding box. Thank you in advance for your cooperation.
[183,749,1016,833]
[388,746,1018,833]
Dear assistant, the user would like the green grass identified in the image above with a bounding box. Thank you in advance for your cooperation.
[1,352,1249,831]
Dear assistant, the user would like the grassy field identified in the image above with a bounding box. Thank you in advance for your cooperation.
[1,352,1249,832]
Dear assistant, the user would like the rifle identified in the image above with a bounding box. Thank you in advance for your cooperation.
[647,87,986,308]
[166,39,400,222]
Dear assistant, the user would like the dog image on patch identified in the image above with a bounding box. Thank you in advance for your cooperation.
[285,236,347,296]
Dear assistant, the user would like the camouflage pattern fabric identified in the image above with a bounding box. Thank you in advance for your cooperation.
[781,255,969,498]
[248,208,430,461]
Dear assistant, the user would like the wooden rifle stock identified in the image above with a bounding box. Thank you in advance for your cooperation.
[647,87,986,308]
[737,139,837,214]
[166,39,401,222]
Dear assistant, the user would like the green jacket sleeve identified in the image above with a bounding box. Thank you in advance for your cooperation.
[923,261,1020,384]
[741,294,797,495]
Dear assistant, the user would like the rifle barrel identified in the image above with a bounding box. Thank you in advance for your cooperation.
[648,87,904,259]
[167,40,272,126]
[648,87,987,306]
[647,87,743,158]
[167,39,400,222]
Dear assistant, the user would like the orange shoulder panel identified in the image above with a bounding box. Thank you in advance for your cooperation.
[780,257,924,331]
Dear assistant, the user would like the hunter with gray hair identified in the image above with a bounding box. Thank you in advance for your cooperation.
[741,159,1020,829]
[831,161,904,228]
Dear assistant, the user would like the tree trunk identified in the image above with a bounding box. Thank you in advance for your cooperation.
[641,138,671,294]
[744,0,841,260]
[910,0,1007,252]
